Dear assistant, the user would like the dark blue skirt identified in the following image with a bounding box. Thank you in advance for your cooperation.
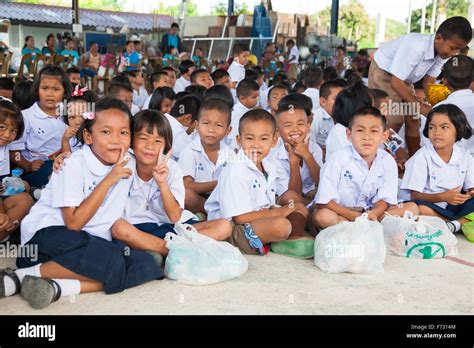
[415,198,474,220]
[134,218,199,239]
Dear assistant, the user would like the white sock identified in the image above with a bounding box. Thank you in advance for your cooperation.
[52,279,81,297]
[3,275,17,296]
[448,220,461,233]
[15,263,42,283]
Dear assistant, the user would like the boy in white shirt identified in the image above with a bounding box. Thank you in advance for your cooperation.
[311,106,418,229]
[142,71,170,110]
[368,16,472,155]
[107,76,138,115]
[285,39,299,84]
[190,68,214,89]
[267,84,289,116]
[205,109,311,258]
[178,99,234,215]
[227,43,250,89]
[174,60,195,93]
[302,65,323,114]
[161,66,177,89]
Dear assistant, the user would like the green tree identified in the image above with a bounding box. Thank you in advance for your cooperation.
[154,0,198,17]
[211,1,252,16]
[12,0,122,11]
[409,0,469,33]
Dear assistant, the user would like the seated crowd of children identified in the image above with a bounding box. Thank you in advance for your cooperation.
[0,16,473,309]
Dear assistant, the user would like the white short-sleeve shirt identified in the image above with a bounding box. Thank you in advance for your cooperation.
[226,101,251,150]
[274,140,323,196]
[302,87,321,114]
[374,33,447,84]
[311,108,334,150]
[400,142,474,208]
[288,45,299,65]
[325,123,351,161]
[20,144,135,245]
[123,159,194,225]
[205,150,277,221]
[313,145,399,210]
[10,102,67,161]
[0,145,11,176]
[259,87,270,110]
[228,60,245,84]
[178,135,235,184]
[133,86,149,109]
[164,113,191,161]
[69,138,83,153]
[174,76,191,94]
[142,94,152,110]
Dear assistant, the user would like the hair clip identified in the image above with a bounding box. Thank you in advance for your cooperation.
[72,85,89,97]
[82,111,95,120]
[0,96,13,103]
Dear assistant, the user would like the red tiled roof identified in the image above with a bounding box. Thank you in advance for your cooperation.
[0,2,174,31]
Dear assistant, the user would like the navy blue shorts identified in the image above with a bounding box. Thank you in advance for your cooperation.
[415,198,474,220]
[21,160,53,188]
[134,218,199,239]
[16,226,164,294]
[80,68,97,78]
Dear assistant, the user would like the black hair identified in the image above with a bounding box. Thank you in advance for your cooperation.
[125,40,134,47]
[148,86,175,112]
[133,109,173,154]
[245,68,259,81]
[348,106,387,130]
[0,97,24,140]
[0,78,14,91]
[120,71,138,80]
[184,84,207,103]
[436,16,472,43]
[108,75,133,94]
[303,65,323,88]
[236,78,259,98]
[358,49,368,56]
[65,37,74,44]
[23,35,33,49]
[64,87,97,123]
[323,66,338,81]
[286,39,295,46]
[239,109,276,134]
[46,33,55,43]
[336,45,346,53]
[270,72,288,87]
[160,66,176,74]
[268,84,289,100]
[66,67,81,75]
[175,91,191,99]
[332,82,372,127]
[12,80,36,110]
[170,95,201,121]
[190,68,210,84]
[232,43,249,56]
[178,59,196,75]
[211,69,230,83]
[198,99,231,126]
[77,97,133,145]
[204,85,234,109]
[423,104,472,142]
[344,69,362,86]
[292,81,306,93]
[274,102,307,121]
[442,55,473,90]
[148,71,169,93]
[253,66,264,77]
[319,79,348,99]
[32,65,72,102]
[279,93,313,117]
[369,88,389,106]
[171,22,180,29]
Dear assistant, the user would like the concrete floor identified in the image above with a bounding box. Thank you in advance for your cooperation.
[0,235,473,315]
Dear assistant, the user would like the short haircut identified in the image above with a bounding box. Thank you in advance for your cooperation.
[319,79,348,99]
[270,72,288,86]
[442,55,473,90]
[348,106,387,130]
[120,71,138,79]
[423,104,472,142]
[274,102,307,121]
[149,71,168,85]
[0,78,14,91]
[286,39,295,46]
[190,68,209,84]
[178,59,195,75]
[108,75,133,94]
[204,85,234,109]
[170,95,201,121]
[12,80,36,110]
[268,84,289,99]
[368,88,389,102]
[66,67,80,75]
[279,93,313,117]
[65,37,74,44]
[232,43,249,56]
[0,97,24,140]
[332,82,372,127]
[32,65,72,101]
[323,66,338,81]
[148,86,175,111]
[245,68,259,81]
[239,109,276,134]
[236,78,259,98]
[344,69,362,85]
[160,66,176,74]
[184,84,207,102]
[125,40,134,46]
[211,69,230,83]
[292,81,306,93]
[436,16,472,43]
[133,109,173,154]
[78,97,133,145]
[198,99,231,126]
[303,65,323,88]
[171,22,179,29]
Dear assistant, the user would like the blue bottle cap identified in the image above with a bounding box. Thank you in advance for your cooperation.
[12,168,23,177]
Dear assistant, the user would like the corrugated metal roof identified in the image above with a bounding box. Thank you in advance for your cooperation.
[0,2,174,31]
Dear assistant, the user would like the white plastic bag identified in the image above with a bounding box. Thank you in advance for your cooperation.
[382,212,457,259]
[164,223,248,285]
[314,214,386,274]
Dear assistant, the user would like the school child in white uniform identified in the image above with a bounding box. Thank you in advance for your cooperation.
[174,60,195,94]
[311,106,419,230]
[110,110,232,257]
[0,98,163,309]
[205,109,311,258]
[0,98,34,242]
[227,43,249,89]
[10,66,72,188]
[273,103,323,206]
[302,65,323,114]
[178,99,234,214]
[401,104,474,241]
[147,86,175,114]
[267,85,289,117]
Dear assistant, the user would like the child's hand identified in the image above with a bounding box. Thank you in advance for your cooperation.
[288,137,311,161]
[30,160,44,172]
[0,213,19,232]
[62,126,79,141]
[420,103,432,116]
[153,148,172,185]
[442,187,470,205]
[271,204,295,218]
[366,211,378,221]
[52,152,71,173]
[105,146,132,186]
[285,143,300,167]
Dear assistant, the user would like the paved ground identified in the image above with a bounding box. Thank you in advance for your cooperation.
[0,235,473,315]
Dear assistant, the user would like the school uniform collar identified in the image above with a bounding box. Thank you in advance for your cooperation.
[427,142,463,167]
[235,101,250,112]
[236,149,276,175]
[131,169,158,192]
[164,113,187,132]
[191,135,231,167]
[321,108,332,120]
[446,89,473,100]
[82,144,113,176]
[31,102,55,120]
[350,144,385,168]
[425,34,436,60]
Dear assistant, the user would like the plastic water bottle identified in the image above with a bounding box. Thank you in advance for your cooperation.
[2,169,25,195]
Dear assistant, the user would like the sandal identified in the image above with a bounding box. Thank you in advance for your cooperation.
[0,268,21,298]
[271,238,315,259]
[21,276,61,309]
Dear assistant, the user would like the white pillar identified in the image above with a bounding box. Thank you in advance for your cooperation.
[468,2,474,27]
[407,0,412,34]
[421,0,426,33]
[375,13,386,47]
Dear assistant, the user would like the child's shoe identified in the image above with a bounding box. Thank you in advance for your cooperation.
[21,276,61,309]
[271,237,315,259]
[461,221,474,243]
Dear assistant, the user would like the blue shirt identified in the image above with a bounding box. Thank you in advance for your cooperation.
[60,49,80,67]
[168,34,178,52]
[123,51,140,71]
[21,47,41,68]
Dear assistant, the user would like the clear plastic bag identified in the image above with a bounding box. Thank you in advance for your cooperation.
[164,223,248,285]
[382,212,457,259]
[314,213,386,274]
